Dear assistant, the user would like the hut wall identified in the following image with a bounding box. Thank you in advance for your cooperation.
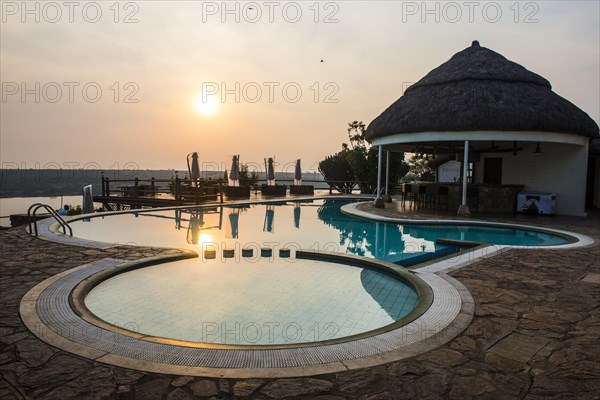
[497,142,589,216]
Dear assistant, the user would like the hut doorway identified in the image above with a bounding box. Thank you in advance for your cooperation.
[484,158,503,185]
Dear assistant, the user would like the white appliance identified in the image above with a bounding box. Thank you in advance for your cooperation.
[517,192,556,215]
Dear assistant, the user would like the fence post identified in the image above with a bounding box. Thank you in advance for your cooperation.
[134,178,139,197]
[101,172,105,196]
[151,177,155,197]
[105,177,110,197]
[175,176,181,205]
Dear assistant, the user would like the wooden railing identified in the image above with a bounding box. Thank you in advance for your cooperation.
[100,173,380,203]
[101,174,224,205]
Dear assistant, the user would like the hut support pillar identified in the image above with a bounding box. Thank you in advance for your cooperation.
[458,140,471,217]
[374,146,385,208]
[385,151,392,202]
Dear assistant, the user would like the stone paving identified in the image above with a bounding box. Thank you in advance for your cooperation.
[1,202,599,399]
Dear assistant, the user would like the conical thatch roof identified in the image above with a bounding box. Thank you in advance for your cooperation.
[366,41,599,141]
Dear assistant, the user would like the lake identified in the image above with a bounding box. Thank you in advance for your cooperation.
[0,196,95,227]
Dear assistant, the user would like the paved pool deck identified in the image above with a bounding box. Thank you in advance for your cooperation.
[1,201,599,399]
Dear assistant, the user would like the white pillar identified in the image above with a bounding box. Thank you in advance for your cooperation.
[458,140,471,216]
[374,146,384,208]
[462,140,469,205]
[385,150,390,199]
[377,145,382,198]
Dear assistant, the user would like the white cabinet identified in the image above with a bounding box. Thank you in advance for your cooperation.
[517,192,557,215]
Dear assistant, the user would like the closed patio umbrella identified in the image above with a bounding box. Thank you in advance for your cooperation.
[187,152,201,187]
[267,157,275,186]
[294,159,302,186]
[229,155,240,187]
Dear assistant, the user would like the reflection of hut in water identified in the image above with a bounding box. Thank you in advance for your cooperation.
[317,199,405,260]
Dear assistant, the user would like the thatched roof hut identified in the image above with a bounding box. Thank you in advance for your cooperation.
[366,41,599,141]
[365,41,599,216]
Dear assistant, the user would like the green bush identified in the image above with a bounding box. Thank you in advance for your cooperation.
[239,163,259,188]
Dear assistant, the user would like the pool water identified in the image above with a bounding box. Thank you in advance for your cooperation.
[71,199,568,265]
[85,256,419,345]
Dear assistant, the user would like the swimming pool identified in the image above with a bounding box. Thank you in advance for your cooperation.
[69,198,569,347]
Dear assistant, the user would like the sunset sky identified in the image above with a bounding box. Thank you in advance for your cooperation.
[1,1,598,173]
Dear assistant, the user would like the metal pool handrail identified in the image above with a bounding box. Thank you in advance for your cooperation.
[27,203,73,237]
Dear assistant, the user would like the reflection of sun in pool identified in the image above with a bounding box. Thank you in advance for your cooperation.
[194,95,218,115]
[198,233,213,245]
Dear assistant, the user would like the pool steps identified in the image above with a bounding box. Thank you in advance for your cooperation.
[203,247,294,259]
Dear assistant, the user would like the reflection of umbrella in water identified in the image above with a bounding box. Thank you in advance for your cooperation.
[187,152,201,186]
[186,211,204,244]
[293,202,301,229]
[294,159,302,186]
[267,157,275,186]
[175,209,181,229]
[229,155,240,187]
[263,205,275,232]
[228,208,240,239]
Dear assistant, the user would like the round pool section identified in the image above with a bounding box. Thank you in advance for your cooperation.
[83,255,420,346]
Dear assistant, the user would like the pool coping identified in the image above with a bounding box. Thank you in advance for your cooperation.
[20,251,472,378]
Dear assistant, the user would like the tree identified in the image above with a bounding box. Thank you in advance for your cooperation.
[319,121,409,193]
[401,154,435,183]
[344,121,373,193]
[318,151,355,193]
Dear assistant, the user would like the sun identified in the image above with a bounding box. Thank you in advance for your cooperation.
[194,95,218,115]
